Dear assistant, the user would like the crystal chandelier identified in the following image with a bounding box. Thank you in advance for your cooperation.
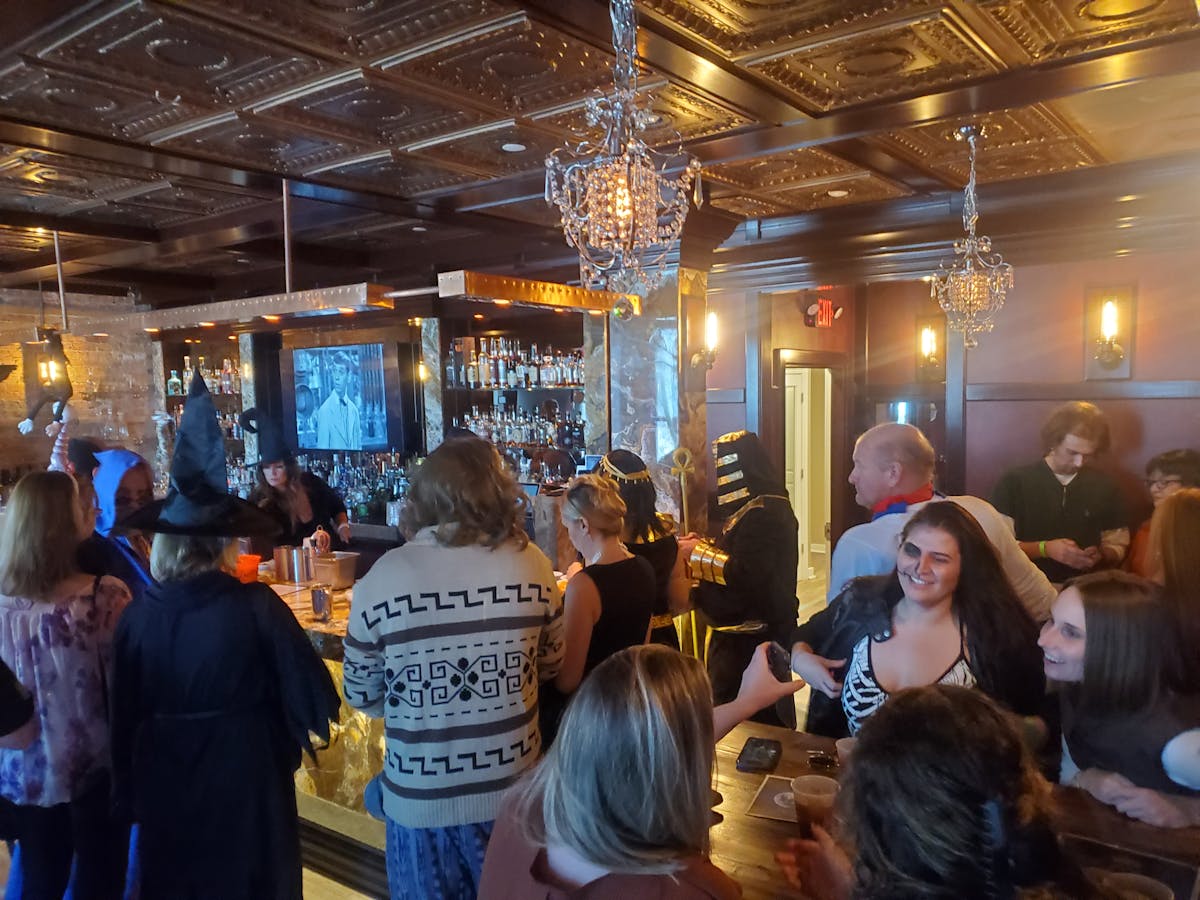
[930,125,1013,348]
[545,0,701,295]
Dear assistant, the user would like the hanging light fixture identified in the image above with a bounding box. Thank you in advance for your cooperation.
[545,0,701,295]
[930,126,1013,348]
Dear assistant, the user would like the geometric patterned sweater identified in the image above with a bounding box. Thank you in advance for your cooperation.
[344,528,564,829]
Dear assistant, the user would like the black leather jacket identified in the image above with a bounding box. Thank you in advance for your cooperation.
[791,575,1045,738]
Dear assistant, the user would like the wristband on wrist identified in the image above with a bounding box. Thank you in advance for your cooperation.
[1038,540,1048,558]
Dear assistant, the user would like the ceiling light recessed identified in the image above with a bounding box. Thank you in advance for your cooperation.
[412,225,428,233]
[473,313,484,320]
[337,307,355,314]
[199,321,215,327]
[262,314,281,323]
[500,142,527,153]
[826,189,850,199]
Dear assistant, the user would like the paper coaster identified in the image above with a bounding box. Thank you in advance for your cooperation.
[746,774,798,823]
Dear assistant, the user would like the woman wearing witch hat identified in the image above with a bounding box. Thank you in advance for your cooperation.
[240,407,352,552]
[109,376,341,899]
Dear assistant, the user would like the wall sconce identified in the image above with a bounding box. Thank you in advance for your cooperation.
[1084,286,1134,381]
[417,360,429,382]
[916,315,946,382]
[691,310,718,370]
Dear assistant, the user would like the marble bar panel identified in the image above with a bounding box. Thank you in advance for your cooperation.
[420,317,443,453]
[237,332,258,465]
[582,314,608,454]
[606,268,709,534]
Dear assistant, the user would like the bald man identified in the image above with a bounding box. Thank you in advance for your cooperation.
[828,423,1055,621]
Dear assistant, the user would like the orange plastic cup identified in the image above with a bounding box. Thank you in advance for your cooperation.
[235,554,261,584]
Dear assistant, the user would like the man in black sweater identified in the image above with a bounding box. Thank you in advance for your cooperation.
[991,401,1128,584]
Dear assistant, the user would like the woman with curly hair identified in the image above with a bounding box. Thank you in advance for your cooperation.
[344,436,566,899]
[779,685,1109,900]
[790,501,1045,737]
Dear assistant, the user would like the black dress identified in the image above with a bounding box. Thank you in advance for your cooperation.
[110,570,340,899]
[626,534,680,648]
[540,555,655,745]
[257,472,349,550]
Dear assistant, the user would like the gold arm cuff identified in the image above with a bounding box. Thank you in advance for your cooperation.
[687,541,729,586]
[649,613,677,630]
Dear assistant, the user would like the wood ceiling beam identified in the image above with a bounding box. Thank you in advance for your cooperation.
[0,210,159,245]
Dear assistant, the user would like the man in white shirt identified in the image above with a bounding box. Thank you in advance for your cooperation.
[314,351,361,450]
[828,422,1055,621]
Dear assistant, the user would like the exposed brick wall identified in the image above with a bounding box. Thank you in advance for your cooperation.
[0,290,156,475]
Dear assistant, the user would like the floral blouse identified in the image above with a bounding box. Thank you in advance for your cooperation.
[0,575,130,806]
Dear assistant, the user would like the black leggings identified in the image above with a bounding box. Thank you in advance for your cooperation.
[0,771,128,900]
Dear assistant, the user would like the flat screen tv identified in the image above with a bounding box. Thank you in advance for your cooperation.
[292,343,388,451]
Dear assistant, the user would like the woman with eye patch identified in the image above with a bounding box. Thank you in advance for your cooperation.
[1039,571,1200,828]
[789,501,1045,738]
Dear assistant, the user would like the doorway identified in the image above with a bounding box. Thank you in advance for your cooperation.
[783,366,832,619]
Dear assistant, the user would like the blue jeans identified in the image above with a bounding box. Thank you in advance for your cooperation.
[385,819,494,900]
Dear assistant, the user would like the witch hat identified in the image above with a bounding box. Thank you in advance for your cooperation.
[238,407,293,466]
[120,376,280,537]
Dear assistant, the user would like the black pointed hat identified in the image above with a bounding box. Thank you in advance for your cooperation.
[238,407,293,466]
[120,376,281,537]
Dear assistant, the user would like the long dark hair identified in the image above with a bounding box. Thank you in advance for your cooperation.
[250,458,307,528]
[598,450,670,543]
[1149,487,1200,689]
[848,685,1101,900]
[898,502,1044,716]
[1060,571,1166,716]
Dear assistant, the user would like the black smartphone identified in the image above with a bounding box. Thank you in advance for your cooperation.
[736,736,782,773]
[767,642,792,683]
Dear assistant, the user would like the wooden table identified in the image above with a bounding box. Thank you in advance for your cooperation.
[713,722,1200,900]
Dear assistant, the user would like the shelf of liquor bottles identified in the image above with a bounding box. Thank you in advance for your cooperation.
[440,309,589,455]
[162,342,246,441]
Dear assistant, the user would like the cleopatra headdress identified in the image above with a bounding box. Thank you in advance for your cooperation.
[600,453,651,484]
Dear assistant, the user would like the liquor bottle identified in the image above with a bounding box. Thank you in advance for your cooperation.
[488,339,499,388]
[221,359,233,395]
[231,361,241,395]
[496,339,509,388]
[444,353,456,388]
[514,343,526,389]
[166,370,182,396]
[183,355,193,390]
[467,352,479,389]
[541,347,555,387]
[527,343,539,387]
[478,343,491,388]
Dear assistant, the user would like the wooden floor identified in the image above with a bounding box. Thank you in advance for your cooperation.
[0,846,376,899]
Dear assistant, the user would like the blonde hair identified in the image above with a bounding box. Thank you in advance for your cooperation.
[516,645,715,874]
[400,437,528,549]
[0,471,81,599]
[150,533,238,583]
[563,473,626,537]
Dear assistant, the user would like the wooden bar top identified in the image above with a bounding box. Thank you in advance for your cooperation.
[271,582,351,661]
[713,721,1200,899]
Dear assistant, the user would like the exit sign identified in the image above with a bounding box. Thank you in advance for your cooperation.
[804,296,841,328]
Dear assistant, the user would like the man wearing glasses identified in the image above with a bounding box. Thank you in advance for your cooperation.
[992,401,1128,584]
[1127,449,1200,576]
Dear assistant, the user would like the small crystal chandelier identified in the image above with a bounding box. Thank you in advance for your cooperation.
[930,125,1013,348]
[545,0,701,295]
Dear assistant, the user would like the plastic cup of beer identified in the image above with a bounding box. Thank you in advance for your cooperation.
[835,737,858,766]
[790,774,839,839]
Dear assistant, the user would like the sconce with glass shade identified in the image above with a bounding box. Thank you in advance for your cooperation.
[692,311,719,370]
[916,315,946,382]
[1084,286,1134,381]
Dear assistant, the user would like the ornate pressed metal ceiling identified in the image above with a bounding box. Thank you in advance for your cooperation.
[0,0,1196,302]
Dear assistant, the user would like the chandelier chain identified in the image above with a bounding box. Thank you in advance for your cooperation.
[930,125,1012,349]
[544,0,701,296]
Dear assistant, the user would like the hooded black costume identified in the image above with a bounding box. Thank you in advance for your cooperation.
[110,376,340,899]
[690,431,799,727]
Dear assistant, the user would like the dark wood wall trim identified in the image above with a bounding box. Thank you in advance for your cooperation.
[966,381,1200,401]
[945,335,967,496]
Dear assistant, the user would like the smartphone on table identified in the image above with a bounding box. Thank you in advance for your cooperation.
[736,736,783,773]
